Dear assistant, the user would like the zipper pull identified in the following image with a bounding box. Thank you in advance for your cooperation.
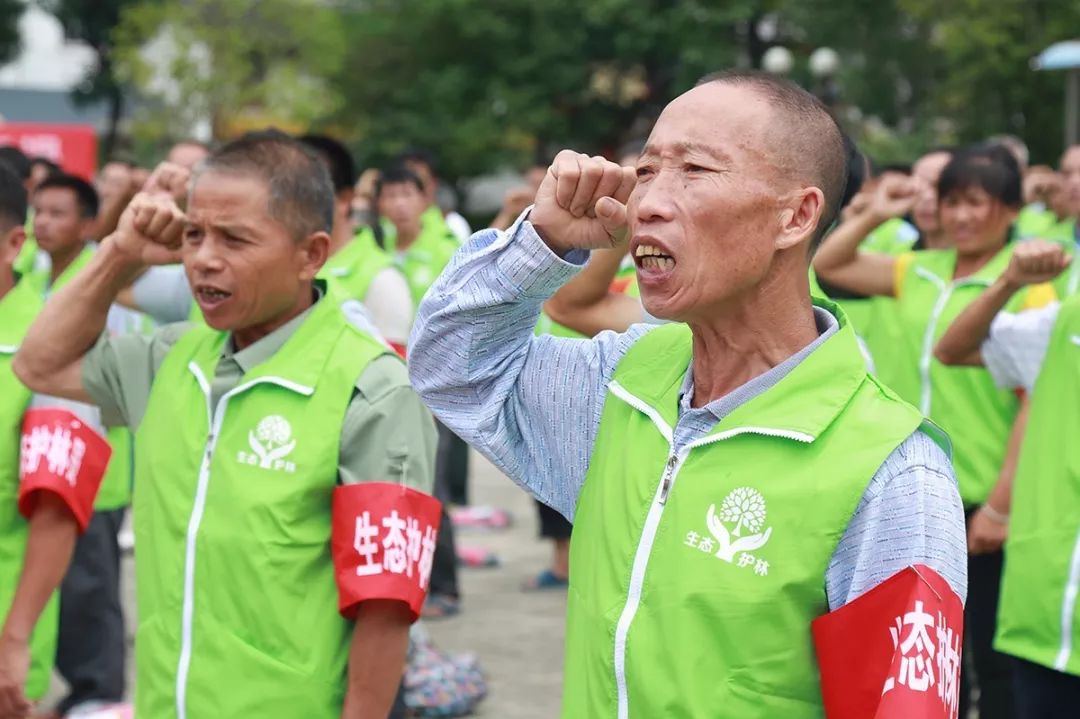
[659,454,677,504]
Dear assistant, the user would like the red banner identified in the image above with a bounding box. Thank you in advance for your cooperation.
[0,123,98,180]
[19,407,112,532]
[813,564,964,719]
[331,482,442,621]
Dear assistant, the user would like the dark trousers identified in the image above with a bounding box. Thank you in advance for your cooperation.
[959,528,1015,719]
[429,422,462,599]
[536,499,572,540]
[56,508,126,713]
[1012,657,1080,719]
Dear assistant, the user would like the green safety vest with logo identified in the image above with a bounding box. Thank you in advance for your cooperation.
[318,232,394,302]
[996,296,1080,676]
[132,289,394,718]
[564,300,941,718]
[820,218,918,382]
[29,247,149,510]
[363,222,459,306]
[893,246,1044,506]
[0,276,56,700]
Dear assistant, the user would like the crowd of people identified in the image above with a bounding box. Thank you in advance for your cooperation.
[0,66,1077,719]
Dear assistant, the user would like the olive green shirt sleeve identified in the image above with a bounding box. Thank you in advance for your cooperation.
[339,354,436,494]
[80,322,191,430]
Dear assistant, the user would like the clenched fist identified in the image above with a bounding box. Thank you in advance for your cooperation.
[867,174,918,224]
[109,192,187,267]
[1003,240,1072,288]
[530,150,636,255]
[142,161,193,206]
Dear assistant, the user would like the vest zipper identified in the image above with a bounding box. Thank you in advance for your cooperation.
[658,454,677,504]
[1055,526,1080,670]
[606,380,815,718]
[175,364,314,719]
[914,268,989,416]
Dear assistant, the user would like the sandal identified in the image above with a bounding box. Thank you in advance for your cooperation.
[421,594,462,620]
[522,569,569,592]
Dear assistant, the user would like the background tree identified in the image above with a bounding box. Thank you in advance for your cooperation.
[113,0,345,156]
[0,0,22,67]
[35,0,140,157]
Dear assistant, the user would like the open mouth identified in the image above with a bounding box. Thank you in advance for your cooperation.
[634,243,675,272]
[195,285,232,310]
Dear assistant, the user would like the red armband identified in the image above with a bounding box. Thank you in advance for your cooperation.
[331,482,442,622]
[388,341,407,359]
[813,564,964,719]
[18,408,113,533]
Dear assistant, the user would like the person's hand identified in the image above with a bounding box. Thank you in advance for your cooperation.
[142,162,192,206]
[501,186,536,220]
[1003,240,1072,288]
[1024,167,1061,205]
[110,192,187,267]
[840,190,872,222]
[968,505,1008,555]
[0,634,31,719]
[866,175,918,224]
[530,151,636,255]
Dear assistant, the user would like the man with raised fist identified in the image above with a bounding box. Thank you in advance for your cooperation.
[409,70,967,716]
[935,240,1080,718]
[13,131,437,719]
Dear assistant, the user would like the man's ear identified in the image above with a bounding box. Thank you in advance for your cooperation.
[298,230,331,280]
[776,187,825,251]
[0,225,26,268]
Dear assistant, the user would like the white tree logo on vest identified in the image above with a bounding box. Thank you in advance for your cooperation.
[237,415,298,473]
[684,486,773,576]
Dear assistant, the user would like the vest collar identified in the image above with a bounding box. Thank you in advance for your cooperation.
[610,299,868,444]
[188,280,347,394]
[914,244,1014,288]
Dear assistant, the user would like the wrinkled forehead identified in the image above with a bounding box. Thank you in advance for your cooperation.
[644,84,777,167]
[187,169,271,223]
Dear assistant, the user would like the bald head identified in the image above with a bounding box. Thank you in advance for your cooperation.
[695,70,848,247]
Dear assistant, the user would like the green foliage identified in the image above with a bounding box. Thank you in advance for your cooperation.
[331,0,757,182]
[0,0,22,67]
[113,0,346,143]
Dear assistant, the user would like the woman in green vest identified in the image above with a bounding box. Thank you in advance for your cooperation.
[815,144,1053,719]
[933,239,1079,718]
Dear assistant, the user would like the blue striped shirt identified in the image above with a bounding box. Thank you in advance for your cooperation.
[408,216,968,608]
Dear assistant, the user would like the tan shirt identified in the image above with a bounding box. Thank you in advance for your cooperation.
[80,298,435,491]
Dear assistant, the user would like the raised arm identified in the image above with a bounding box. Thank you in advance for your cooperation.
[13,194,185,401]
[544,247,641,336]
[408,151,641,517]
[935,240,1071,366]
[813,175,917,298]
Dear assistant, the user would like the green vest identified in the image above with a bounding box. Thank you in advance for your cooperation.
[132,291,393,718]
[564,301,936,718]
[822,219,917,380]
[995,296,1080,675]
[318,233,394,302]
[30,247,146,510]
[895,246,1034,506]
[1015,204,1065,240]
[0,276,57,700]
[367,221,458,305]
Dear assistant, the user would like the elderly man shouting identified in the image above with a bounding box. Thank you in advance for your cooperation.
[409,70,967,717]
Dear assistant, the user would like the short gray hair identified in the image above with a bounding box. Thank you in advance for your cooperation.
[196,129,334,241]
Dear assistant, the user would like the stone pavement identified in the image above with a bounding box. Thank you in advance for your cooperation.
[426,451,566,717]
[46,449,566,718]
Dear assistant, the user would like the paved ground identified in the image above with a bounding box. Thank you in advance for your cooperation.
[426,452,566,717]
[46,450,566,717]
